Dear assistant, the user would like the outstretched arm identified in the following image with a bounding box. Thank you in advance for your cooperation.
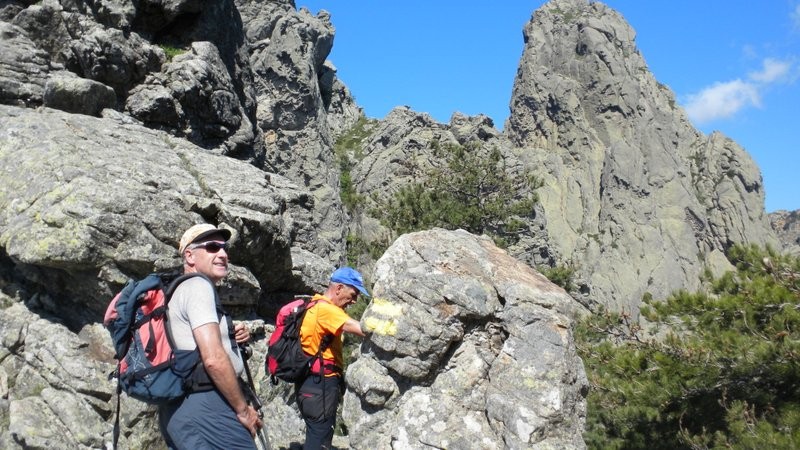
[341,317,366,337]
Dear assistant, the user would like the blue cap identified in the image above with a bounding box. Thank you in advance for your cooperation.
[330,267,370,297]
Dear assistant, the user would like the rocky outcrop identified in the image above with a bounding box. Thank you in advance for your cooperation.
[0,102,340,448]
[502,0,778,312]
[0,21,51,106]
[503,0,779,312]
[126,40,257,157]
[240,2,356,261]
[0,0,361,260]
[344,229,588,449]
[0,104,329,323]
[343,0,780,313]
[770,210,800,255]
[321,61,363,139]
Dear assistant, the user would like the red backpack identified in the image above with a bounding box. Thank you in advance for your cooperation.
[266,297,336,384]
[103,272,205,403]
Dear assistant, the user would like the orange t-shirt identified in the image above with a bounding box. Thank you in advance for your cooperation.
[299,294,350,372]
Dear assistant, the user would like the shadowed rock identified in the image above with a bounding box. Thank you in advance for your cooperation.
[44,74,116,116]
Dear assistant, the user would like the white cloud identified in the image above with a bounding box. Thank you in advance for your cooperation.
[748,58,791,83]
[684,80,760,124]
[684,58,793,124]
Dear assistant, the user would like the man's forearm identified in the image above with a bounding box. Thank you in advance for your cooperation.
[342,317,366,337]
[204,353,248,413]
[193,323,248,413]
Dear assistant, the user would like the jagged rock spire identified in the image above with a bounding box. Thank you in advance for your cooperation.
[504,0,778,311]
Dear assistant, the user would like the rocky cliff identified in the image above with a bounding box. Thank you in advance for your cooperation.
[504,0,779,312]
[0,0,792,448]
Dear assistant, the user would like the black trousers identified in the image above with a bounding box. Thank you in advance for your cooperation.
[296,374,342,450]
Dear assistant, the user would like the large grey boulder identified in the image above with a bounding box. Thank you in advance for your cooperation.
[343,228,588,450]
[0,104,329,323]
[126,41,254,153]
[145,0,263,159]
[63,26,165,96]
[10,2,73,63]
[44,73,116,116]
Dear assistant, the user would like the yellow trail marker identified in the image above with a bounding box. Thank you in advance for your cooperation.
[363,298,403,336]
[364,317,398,336]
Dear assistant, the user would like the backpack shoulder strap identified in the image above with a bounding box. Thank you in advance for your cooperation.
[164,272,236,347]
[163,272,209,301]
[303,296,339,370]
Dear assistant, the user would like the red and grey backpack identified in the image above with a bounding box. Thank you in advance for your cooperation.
[104,272,205,403]
[266,296,337,384]
[103,271,231,448]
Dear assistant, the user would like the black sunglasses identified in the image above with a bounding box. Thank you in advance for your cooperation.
[189,241,228,253]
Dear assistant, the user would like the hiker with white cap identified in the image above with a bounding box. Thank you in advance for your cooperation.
[158,223,262,449]
[296,267,370,449]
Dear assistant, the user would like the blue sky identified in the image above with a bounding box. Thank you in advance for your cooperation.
[299,1,799,213]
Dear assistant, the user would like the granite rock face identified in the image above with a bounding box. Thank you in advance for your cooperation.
[240,1,358,260]
[344,229,588,450]
[0,21,51,106]
[0,102,336,448]
[502,0,778,311]
[770,210,800,256]
[0,104,328,321]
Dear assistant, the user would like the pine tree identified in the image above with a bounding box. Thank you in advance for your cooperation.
[374,142,540,247]
[577,244,800,449]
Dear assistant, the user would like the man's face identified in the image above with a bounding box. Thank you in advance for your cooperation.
[333,283,359,308]
[184,236,229,282]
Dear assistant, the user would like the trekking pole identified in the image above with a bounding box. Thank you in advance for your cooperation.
[240,344,272,450]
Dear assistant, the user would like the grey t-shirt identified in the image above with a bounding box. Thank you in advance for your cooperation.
[168,276,244,376]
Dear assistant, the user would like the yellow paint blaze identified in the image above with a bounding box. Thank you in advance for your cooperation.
[364,317,398,336]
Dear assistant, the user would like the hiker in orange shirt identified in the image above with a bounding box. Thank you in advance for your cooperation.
[297,267,369,450]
